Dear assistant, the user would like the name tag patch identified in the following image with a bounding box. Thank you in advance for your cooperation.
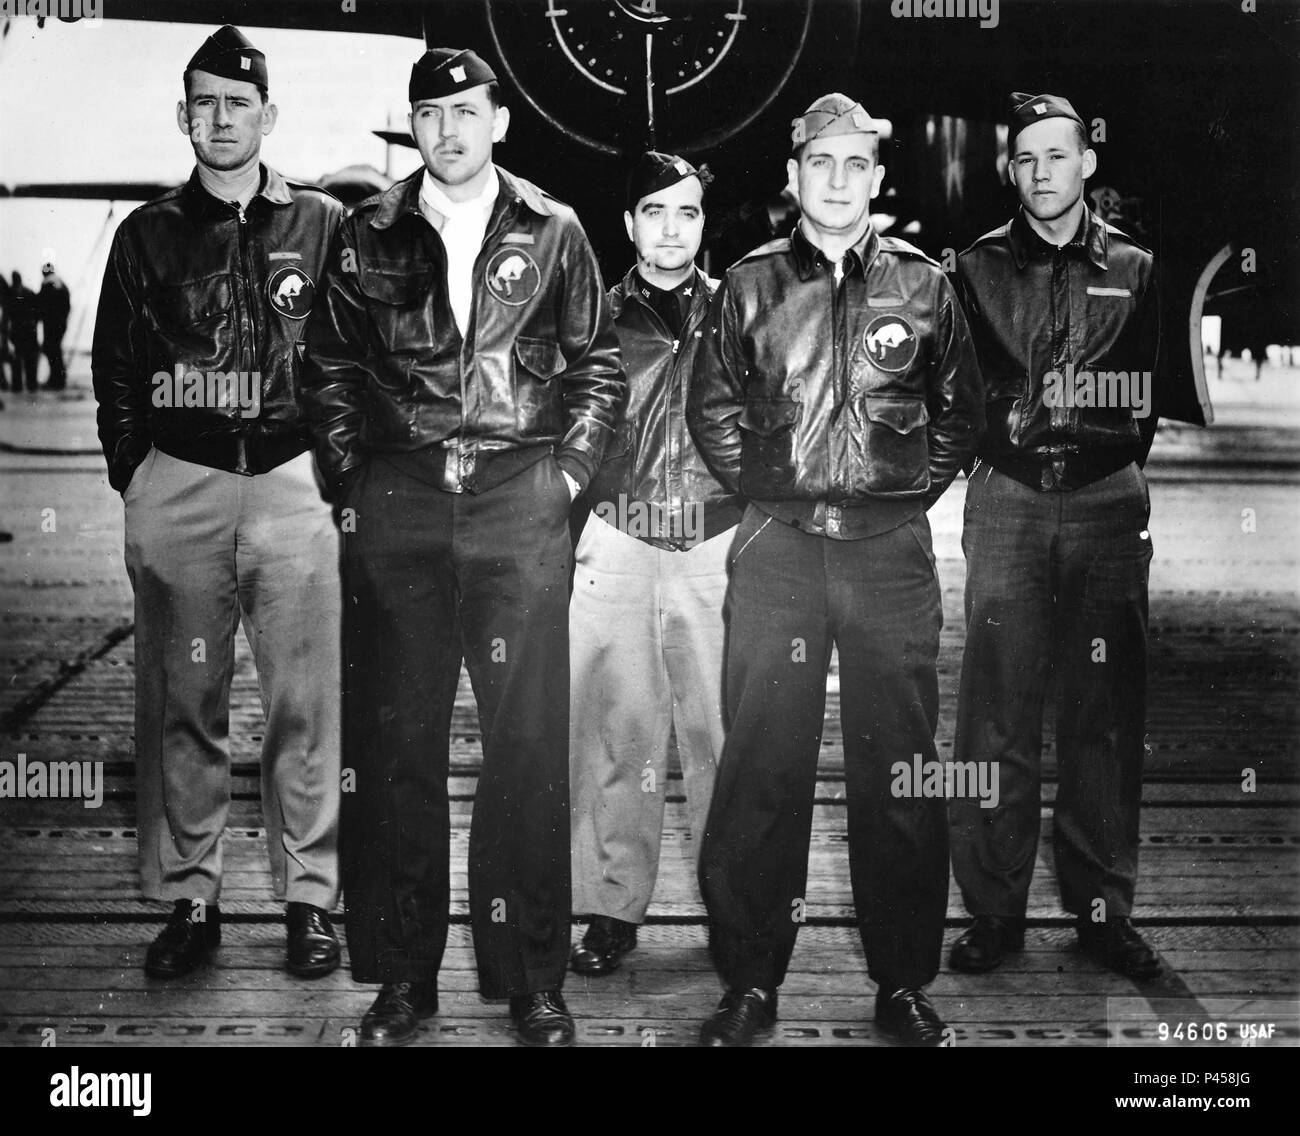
[1087,286,1133,297]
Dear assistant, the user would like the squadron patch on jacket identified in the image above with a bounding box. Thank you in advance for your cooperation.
[862,313,918,373]
[266,264,315,319]
[485,247,541,305]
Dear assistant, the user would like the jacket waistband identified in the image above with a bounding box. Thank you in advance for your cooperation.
[153,426,309,477]
[380,442,553,494]
[755,497,921,540]
[984,447,1137,492]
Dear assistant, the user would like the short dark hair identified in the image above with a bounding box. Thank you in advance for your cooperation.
[1071,119,1088,151]
[793,133,880,164]
[183,73,269,104]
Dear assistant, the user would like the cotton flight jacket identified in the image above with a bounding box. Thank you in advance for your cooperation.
[92,166,344,493]
[955,208,1160,492]
[687,224,984,537]
[588,267,742,549]
[300,165,625,495]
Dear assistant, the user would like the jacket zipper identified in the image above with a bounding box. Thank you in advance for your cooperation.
[659,285,709,539]
[235,202,256,471]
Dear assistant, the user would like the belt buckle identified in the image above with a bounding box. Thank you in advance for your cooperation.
[825,504,842,537]
[441,445,464,494]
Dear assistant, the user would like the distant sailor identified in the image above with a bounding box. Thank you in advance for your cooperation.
[91,25,345,983]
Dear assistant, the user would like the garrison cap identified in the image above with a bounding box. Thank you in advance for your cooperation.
[1008,91,1085,146]
[626,151,707,213]
[409,47,497,103]
[791,93,877,151]
[184,25,268,90]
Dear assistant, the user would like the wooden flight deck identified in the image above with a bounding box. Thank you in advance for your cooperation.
[1,376,1296,1047]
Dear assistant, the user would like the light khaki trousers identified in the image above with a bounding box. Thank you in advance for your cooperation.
[124,448,341,908]
[569,515,734,923]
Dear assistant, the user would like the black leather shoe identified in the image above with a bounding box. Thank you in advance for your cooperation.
[875,986,949,1047]
[510,990,575,1047]
[1076,917,1163,981]
[699,988,778,1047]
[949,915,1025,973]
[144,899,220,979]
[570,915,638,976]
[285,902,341,978]
[360,981,439,1047]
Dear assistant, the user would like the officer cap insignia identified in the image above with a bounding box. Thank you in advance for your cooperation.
[625,150,710,213]
[409,47,496,103]
[1007,91,1085,146]
[185,25,268,90]
[791,93,877,152]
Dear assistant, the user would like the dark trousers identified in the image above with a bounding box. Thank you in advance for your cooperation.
[340,454,574,998]
[42,325,67,389]
[12,335,39,391]
[950,462,1152,920]
[700,505,949,992]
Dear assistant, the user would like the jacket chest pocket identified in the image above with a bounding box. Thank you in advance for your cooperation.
[144,274,233,370]
[513,336,566,436]
[840,393,930,497]
[358,266,436,355]
[146,274,232,330]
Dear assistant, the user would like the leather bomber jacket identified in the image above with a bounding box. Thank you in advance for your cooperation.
[299,165,625,493]
[587,267,742,548]
[955,208,1160,488]
[92,166,344,493]
[687,224,985,520]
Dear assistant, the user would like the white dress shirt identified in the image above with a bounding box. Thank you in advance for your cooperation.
[418,166,499,337]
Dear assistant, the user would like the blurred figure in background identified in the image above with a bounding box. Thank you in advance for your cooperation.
[39,264,71,391]
[0,272,12,390]
[8,272,41,393]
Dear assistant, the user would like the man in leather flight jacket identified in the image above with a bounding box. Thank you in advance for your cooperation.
[300,48,624,1048]
[686,94,984,1047]
[568,153,742,980]
[947,93,1163,983]
[91,27,345,983]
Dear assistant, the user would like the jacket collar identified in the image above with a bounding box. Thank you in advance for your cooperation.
[370,163,554,231]
[791,221,880,282]
[1009,206,1108,271]
[615,264,712,317]
[182,164,292,219]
